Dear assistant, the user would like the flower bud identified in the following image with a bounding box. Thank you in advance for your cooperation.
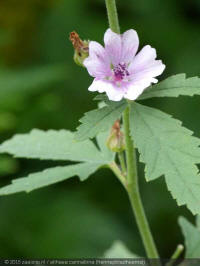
[69,31,89,67]
[107,120,125,152]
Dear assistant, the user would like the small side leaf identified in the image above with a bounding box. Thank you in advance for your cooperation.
[130,102,200,215]
[104,241,140,258]
[139,74,200,100]
[75,100,127,141]
[0,129,109,164]
[179,216,200,258]
[0,162,101,195]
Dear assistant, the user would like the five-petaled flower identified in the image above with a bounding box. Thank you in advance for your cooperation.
[84,29,165,101]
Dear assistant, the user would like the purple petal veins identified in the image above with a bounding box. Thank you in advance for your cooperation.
[84,28,165,101]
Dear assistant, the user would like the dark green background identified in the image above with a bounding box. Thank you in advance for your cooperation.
[0,0,200,258]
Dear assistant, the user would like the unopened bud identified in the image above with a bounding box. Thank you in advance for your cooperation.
[107,120,125,152]
[69,31,89,67]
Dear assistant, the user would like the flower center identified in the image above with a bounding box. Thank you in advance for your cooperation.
[114,63,129,81]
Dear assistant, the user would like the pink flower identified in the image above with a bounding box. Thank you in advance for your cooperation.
[84,29,165,101]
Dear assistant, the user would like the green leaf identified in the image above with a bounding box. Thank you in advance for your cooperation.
[0,162,101,195]
[130,102,200,215]
[93,94,108,102]
[104,241,140,258]
[75,100,127,141]
[196,215,200,230]
[0,128,115,195]
[179,216,200,258]
[139,74,200,100]
[0,129,111,164]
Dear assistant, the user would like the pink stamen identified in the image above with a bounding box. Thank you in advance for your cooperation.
[114,63,129,81]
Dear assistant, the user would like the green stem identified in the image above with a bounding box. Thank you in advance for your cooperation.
[171,244,184,259]
[105,0,159,259]
[105,0,120,33]
[166,244,184,266]
[123,106,137,185]
[123,105,159,258]
[118,152,126,175]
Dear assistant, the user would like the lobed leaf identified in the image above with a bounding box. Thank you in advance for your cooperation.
[139,74,200,100]
[179,216,200,258]
[0,129,111,164]
[0,162,101,195]
[0,128,115,195]
[103,241,140,258]
[130,102,200,215]
[75,100,127,141]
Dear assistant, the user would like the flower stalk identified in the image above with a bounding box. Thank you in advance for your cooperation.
[105,0,159,258]
[105,0,120,34]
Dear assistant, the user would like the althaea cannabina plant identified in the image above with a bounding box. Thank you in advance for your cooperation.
[84,28,165,101]
[1,0,200,261]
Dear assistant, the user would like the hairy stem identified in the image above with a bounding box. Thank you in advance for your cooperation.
[105,0,159,258]
[123,105,159,258]
[105,0,120,34]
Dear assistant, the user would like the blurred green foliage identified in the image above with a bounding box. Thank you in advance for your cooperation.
[0,0,200,258]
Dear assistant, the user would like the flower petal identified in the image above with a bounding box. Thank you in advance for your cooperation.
[128,45,165,82]
[121,29,139,64]
[104,29,121,66]
[88,79,124,101]
[84,57,111,78]
[84,41,111,78]
[106,86,125,101]
[129,45,157,74]
[88,41,106,60]
[132,60,166,80]
[88,79,107,93]
[124,78,154,100]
